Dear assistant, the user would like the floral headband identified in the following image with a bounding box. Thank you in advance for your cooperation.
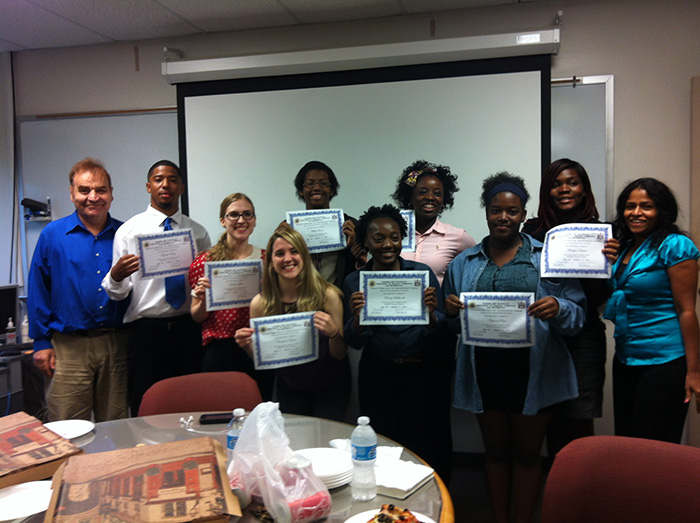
[404,167,437,187]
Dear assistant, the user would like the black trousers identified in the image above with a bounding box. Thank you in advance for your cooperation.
[358,343,454,483]
[126,314,203,416]
[613,356,689,443]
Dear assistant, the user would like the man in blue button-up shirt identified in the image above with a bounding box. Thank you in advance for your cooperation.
[28,158,128,422]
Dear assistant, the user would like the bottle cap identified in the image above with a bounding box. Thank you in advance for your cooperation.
[7,318,14,329]
[357,416,370,425]
[233,408,245,417]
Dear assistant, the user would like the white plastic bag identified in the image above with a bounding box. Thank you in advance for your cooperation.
[227,402,332,523]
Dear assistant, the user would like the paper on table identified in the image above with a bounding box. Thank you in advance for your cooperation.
[375,460,434,499]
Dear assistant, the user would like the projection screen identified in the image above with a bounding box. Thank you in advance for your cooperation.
[179,55,550,247]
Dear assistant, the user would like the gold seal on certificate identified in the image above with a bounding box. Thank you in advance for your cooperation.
[359,271,429,325]
[459,292,535,348]
[136,228,196,279]
[250,311,319,370]
[204,260,262,311]
[541,223,612,278]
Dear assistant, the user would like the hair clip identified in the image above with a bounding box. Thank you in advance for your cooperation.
[404,167,437,187]
[405,170,421,186]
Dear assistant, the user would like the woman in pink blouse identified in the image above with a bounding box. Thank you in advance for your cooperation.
[390,159,476,483]
[392,159,476,285]
[189,193,273,399]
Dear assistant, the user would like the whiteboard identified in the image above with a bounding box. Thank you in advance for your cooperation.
[18,111,178,270]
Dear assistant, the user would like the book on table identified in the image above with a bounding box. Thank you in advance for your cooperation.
[0,411,83,489]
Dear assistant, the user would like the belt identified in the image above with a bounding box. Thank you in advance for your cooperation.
[72,328,118,338]
[392,357,424,364]
[133,314,192,330]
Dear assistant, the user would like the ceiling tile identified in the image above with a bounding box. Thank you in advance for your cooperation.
[401,0,518,13]
[29,0,201,41]
[279,0,401,24]
[159,0,298,32]
[0,0,113,50]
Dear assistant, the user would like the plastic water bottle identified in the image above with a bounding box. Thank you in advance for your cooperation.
[351,415,377,501]
[226,408,246,463]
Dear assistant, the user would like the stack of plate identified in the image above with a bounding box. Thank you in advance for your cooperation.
[295,447,353,489]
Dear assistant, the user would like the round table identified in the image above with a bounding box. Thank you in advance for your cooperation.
[72,412,454,523]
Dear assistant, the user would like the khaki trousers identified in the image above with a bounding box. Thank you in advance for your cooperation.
[48,330,128,422]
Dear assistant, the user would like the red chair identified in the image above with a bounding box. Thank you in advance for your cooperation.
[138,371,263,416]
[542,435,700,523]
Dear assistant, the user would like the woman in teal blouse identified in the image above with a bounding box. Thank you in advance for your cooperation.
[604,178,700,442]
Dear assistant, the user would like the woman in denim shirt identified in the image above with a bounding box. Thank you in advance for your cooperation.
[443,173,586,523]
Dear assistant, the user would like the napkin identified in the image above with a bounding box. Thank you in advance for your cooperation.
[328,439,433,498]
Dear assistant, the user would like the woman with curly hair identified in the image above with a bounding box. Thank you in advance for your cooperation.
[444,173,587,523]
[391,159,475,481]
[189,193,273,399]
[604,177,700,442]
[342,204,447,479]
[523,159,618,456]
[392,159,475,285]
[235,227,350,421]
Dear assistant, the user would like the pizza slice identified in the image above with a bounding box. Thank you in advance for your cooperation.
[366,504,425,523]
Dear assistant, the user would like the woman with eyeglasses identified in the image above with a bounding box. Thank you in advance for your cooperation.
[189,193,273,399]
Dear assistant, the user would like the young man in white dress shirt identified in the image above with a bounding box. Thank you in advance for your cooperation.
[102,160,211,416]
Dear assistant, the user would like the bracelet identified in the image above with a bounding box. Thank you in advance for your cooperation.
[330,329,341,339]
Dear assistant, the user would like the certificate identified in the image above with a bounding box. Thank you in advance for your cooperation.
[286,208,346,253]
[541,223,612,278]
[137,228,196,279]
[204,259,262,311]
[251,312,319,370]
[459,292,535,348]
[400,210,416,252]
[359,271,429,325]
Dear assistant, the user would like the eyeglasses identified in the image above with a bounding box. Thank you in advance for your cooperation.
[225,211,255,221]
[302,180,332,188]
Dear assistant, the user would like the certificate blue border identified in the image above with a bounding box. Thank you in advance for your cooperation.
[205,259,262,309]
[251,311,318,369]
[461,292,534,346]
[137,229,195,278]
[286,208,346,253]
[542,224,611,277]
[400,210,416,252]
[360,271,428,324]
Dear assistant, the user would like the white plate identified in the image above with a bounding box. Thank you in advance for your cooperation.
[0,481,53,519]
[295,447,352,479]
[324,471,353,489]
[344,508,436,523]
[44,419,95,440]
